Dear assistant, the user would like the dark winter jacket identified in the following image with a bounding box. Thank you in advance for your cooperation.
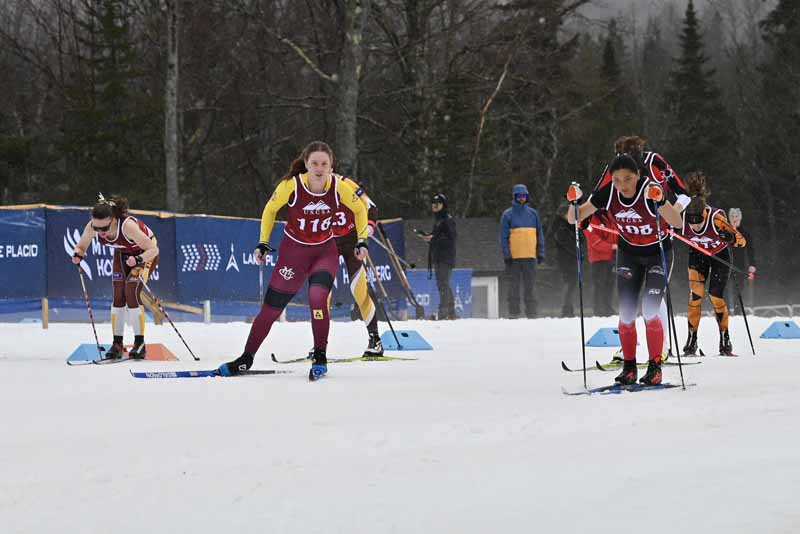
[429,209,457,268]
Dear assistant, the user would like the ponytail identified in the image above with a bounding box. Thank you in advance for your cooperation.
[685,171,710,200]
[614,135,648,167]
[91,193,128,220]
[280,141,335,181]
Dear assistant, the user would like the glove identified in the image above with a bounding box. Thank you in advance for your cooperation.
[254,242,274,263]
[537,255,545,265]
[354,240,368,259]
[645,183,665,205]
[566,183,582,203]
[718,230,735,244]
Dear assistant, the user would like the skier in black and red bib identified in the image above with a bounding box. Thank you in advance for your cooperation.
[567,143,687,386]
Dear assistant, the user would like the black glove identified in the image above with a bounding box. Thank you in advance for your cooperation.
[718,230,735,244]
[256,242,275,256]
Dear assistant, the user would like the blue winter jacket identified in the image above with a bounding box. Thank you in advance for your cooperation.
[499,184,545,260]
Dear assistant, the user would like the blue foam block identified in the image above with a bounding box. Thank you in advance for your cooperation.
[585,327,621,347]
[67,343,111,362]
[381,330,433,351]
[760,320,800,339]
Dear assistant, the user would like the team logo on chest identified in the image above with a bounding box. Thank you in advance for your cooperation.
[690,236,721,250]
[615,209,643,223]
[302,201,332,215]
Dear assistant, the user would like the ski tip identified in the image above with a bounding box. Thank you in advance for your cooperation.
[270,353,278,363]
[561,361,571,372]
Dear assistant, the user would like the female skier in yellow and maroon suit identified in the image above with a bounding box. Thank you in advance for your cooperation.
[329,176,383,355]
[71,195,159,359]
[679,172,746,356]
[218,141,369,381]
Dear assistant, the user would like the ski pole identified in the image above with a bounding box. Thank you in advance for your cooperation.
[364,256,401,348]
[258,263,264,304]
[652,205,685,389]
[375,223,426,319]
[77,266,105,356]
[138,279,200,361]
[570,190,588,390]
[728,249,756,355]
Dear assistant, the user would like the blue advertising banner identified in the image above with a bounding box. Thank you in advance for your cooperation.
[405,268,473,318]
[1,205,409,319]
[0,208,46,298]
[47,208,177,300]
[175,216,286,303]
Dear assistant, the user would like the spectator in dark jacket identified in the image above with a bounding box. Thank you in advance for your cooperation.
[583,211,617,316]
[499,184,545,318]
[421,193,457,319]
[728,208,756,313]
[553,201,582,317]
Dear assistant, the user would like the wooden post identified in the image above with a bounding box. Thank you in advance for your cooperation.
[41,297,49,329]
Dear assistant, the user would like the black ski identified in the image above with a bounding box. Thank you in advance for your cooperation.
[560,361,599,373]
[562,382,697,396]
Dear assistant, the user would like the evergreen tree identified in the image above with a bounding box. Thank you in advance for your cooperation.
[62,0,161,205]
[664,0,731,190]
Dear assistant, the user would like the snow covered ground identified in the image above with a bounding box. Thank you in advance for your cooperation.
[1,315,799,534]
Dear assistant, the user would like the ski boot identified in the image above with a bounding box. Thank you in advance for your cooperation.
[719,330,733,356]
[363,332,384,357]
[217,352,254,376]
[682,331,698,356]
[105,336,125,359]
[128,335,147,360]
[309,348,327,381]
[614,359,638,385]
[639,359,663,385]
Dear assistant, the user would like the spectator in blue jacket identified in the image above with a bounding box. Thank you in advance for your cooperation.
[500,184,545,318]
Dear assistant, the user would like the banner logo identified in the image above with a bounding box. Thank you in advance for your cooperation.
[180,243,221,272]
[64,228,92,280]
[226,243,239,272]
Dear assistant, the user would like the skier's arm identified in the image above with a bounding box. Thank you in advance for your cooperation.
[338,179,369,241]
[259,180,294,244]
[123,220,159,263]
[713,213,746,247]
[72,221,96,258]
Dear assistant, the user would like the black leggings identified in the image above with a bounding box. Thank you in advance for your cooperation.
[616,246,672,325]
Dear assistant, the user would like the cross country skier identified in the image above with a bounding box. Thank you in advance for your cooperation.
[567,151,687,385]
[679,172,746,356]
[329,177,383,355]
[71,195,159,359]
[218,141,369,381]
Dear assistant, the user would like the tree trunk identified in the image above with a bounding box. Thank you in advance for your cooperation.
[164,0,181,211]
[332,0,372,178]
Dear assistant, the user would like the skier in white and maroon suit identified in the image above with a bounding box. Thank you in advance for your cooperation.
[218,141,369,381]
[71,195,160,359]
[567,150,687,386]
